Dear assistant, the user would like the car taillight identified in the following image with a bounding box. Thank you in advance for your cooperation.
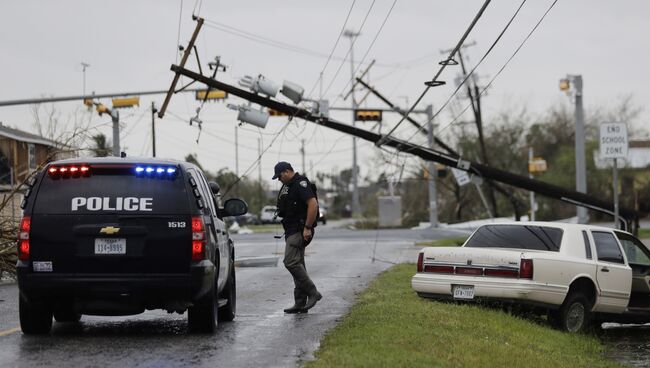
[47,165,91,178]
[519,259,533,279]
[424,265,454,274]
[18,216,31,261]
[417,252,423,273]
[191,216,206,261]
[484,269,519,278]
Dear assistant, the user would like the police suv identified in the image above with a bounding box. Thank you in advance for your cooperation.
[17,157,247,334]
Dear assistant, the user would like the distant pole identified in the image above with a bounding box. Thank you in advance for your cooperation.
[529,147,536,221]
[151,102,157,157]
[235,124,239,195]
[425,104,438,228]
[301,139,306,175]
[573,75,588,224]
[613,157,619,227]
[258,138,263,202]
[111,109,120,156]
[81,62,90,95]
[344,29,361,217]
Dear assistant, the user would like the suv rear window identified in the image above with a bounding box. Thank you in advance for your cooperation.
[33,166,189,214]
[465,225,563,251]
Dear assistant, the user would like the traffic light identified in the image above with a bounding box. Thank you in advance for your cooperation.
[112,97,140,109]
[268,108,288,117]
[195,89,227,101]
[559,78,570,92]
[355,109,382,122]
[96,104,109,116]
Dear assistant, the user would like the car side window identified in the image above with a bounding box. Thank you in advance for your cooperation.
[581,230,592,260]
[187,169,212,216]
[195,170,217,218]
[592,231,625,264]
[615,231,650,266]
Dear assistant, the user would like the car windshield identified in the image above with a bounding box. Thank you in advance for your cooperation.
[464,225,563,252]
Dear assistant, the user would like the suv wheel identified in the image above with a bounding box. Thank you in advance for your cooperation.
[218,259,236,322]
[188,277,217,333]
[19,297,53,335]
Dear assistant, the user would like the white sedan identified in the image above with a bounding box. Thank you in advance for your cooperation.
[412,222,650,332]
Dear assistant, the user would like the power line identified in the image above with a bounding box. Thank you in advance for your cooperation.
[427,0,527,125]
[320,0,377,98]
[377,0,492,146]
[331,0,399,107]
[438,0,560,135]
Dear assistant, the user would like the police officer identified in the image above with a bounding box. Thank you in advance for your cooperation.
[272,161,322,313]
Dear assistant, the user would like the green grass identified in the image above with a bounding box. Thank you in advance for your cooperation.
[638,228,650,239]
[307,264,621,368]
[415,236,468,247]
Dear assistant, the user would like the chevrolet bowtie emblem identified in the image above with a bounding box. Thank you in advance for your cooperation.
[99,226,120,235]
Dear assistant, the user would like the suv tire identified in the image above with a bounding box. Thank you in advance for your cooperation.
[218,258,236,322]
[19,297,53,335]
[188,277,217,333]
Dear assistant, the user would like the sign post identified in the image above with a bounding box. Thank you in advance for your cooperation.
[599,123,628,228]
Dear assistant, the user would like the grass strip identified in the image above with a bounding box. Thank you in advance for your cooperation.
[308,264,621,368]
[415,236,468,247]
[638,228,650,239]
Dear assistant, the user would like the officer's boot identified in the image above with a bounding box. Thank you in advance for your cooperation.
[284,289,307,314]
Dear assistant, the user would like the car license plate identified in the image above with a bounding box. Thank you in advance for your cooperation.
[94,238,126,255]
[453,285,475,300]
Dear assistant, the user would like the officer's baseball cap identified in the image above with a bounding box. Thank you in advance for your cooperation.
[272,161,293,179]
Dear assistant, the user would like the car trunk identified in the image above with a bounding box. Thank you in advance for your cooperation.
[29,163,192,275]
[422,246,524,269]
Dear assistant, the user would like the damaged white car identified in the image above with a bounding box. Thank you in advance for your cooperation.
[412,222,650,332]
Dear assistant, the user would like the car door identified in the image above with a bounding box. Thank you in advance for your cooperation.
[591,230,632,313]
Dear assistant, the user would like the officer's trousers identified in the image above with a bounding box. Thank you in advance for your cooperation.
[283,233,318,306]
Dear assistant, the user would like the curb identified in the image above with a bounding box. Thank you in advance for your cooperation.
[234,256,279,268]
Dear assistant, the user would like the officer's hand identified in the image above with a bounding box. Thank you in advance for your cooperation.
[303,228,312,242]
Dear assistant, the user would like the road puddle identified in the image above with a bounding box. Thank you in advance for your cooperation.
[600,323,650,367]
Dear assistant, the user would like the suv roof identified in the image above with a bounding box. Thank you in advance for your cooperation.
[49,156,198,170]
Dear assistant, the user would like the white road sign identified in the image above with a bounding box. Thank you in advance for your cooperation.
[599,123,628,159]
[451,168,471,187]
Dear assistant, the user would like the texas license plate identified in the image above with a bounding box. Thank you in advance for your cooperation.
[453,285,475,300]
[95,238,126,254]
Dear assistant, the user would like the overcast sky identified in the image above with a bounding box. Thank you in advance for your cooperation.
[1,0,648,189]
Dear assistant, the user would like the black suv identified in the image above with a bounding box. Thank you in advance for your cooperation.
[17,157,247,334]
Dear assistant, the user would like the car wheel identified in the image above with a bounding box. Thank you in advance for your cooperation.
[188,277,217,333]
[218,259,236,322]
[53,304,82,323]
[556,292,592,333]
[19,296,53,335]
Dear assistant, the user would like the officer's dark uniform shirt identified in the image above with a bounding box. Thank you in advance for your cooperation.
[277,173,315,237]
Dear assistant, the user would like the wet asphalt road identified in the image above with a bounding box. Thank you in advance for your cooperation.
[0,226,467,368]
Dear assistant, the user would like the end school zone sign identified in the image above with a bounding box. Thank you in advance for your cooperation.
[600,123,628,159]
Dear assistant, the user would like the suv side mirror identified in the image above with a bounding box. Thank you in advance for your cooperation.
[208,181,221,194]
[223,198,248,217]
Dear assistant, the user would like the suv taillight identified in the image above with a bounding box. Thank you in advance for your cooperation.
[191,216,206,261]
[520,259,533,279]
[417,252,424,273]
[18,216,31,261]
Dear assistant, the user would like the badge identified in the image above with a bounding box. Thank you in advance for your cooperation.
[300,181,308,188]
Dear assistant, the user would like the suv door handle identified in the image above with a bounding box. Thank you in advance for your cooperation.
[601,267,610,273]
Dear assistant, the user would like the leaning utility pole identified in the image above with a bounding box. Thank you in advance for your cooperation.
[164,65,644,230]
[344,29,361,217]
[300,138,306,175]
[151,102,157,157]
